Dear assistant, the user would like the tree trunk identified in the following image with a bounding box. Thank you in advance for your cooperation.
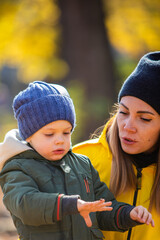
[58,0,117,142]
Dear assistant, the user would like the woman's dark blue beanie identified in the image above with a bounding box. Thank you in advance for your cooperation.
[13,81,76,140]
[118,51,160,114]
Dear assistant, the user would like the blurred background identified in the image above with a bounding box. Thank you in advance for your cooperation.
[0,0,160,239]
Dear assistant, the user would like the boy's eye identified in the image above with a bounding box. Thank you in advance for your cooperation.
[64,132,70,135]
[45,134,53,137]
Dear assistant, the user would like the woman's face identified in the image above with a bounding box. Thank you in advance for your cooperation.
[117,96,160,154]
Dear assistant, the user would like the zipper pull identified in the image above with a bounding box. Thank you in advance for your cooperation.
[137,168,142,190]
[84,176,90,193]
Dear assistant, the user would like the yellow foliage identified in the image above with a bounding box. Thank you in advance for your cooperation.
[104,0,160,58]
[1,0,159,79]
[0,0,68,82]
[17,58,69,82]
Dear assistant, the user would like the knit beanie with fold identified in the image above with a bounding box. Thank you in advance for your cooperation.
[13,81,76,140]
[118,51,160,114]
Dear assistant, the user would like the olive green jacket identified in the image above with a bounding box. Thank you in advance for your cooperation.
[0,129,136,240]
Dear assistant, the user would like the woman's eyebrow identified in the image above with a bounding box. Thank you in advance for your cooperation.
[119,102,129,110]
[137,111,155,115]
[120,102,155,115]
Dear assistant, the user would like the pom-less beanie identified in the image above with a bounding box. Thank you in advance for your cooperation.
[13,81,76,140]
[118,51,160,114]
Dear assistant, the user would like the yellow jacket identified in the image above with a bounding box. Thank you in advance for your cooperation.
[73,121,160,240]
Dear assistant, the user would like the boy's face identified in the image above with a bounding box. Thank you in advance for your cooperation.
[27,120,72,161]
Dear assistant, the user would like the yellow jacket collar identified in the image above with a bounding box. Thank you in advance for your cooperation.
[98,117,115,149]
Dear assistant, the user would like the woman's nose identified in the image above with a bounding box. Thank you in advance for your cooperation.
[123,118,136,132]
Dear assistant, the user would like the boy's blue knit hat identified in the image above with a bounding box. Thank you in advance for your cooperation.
[118,51,160,114]
[13,81,76,140]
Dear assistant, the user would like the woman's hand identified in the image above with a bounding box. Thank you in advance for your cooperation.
[130,206,155,227]
[77,199,112,227]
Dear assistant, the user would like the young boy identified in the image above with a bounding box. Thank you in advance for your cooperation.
[0,81,154,240]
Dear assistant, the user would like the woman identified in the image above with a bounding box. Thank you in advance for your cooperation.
[73,51,160,240]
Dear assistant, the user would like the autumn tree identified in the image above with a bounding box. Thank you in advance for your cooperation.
[0,0,160,142]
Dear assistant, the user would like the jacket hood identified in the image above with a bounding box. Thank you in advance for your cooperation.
[0,129,32,171]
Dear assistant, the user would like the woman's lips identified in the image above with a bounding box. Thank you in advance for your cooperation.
[121,137,137,145]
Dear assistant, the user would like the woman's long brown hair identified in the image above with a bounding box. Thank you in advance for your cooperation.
[105,109,160,213]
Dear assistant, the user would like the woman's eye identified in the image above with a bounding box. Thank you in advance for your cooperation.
[119,111,127,115]
[141,118,152,122]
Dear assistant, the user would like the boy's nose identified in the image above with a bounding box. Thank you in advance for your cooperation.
[55,136,64,144]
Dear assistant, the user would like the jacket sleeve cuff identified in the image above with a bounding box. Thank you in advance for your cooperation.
[55,194,80,221]
[62,195,81,216]
[116,205,141,230]
[55,194,64,221]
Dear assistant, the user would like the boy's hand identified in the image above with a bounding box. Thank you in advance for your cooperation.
[77,199,112,227]
[130,206,155,227]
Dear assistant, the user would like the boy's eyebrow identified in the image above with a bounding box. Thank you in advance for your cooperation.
[119,102,155,115]
[44,126,72,130]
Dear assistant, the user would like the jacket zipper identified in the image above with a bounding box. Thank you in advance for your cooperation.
[84,176,90,193]
[127,167,142,240]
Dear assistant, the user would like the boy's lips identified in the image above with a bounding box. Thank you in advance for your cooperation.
[53,149,65,155]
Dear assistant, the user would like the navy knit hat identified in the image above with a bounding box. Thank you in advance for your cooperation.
[118,51,160,114]
[13,81,76,140]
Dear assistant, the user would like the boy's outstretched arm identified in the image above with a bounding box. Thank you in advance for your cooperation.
[77,199,112,227]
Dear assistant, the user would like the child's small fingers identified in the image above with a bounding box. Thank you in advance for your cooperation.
[138,209,154,227]
[145,213,151,223]
[91,200,112,212]
[105,201,112,206]
[99,198,105,202]
[94,200,112,207]
[137,206,144,219]
[98,202,113,211]
[151,219,155,227]
[96,206,113,212]
[145,213,154,226]
[98,201,112,210]
[103,206,113,211]
[100,201,112,206]
[140,210,149,222]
